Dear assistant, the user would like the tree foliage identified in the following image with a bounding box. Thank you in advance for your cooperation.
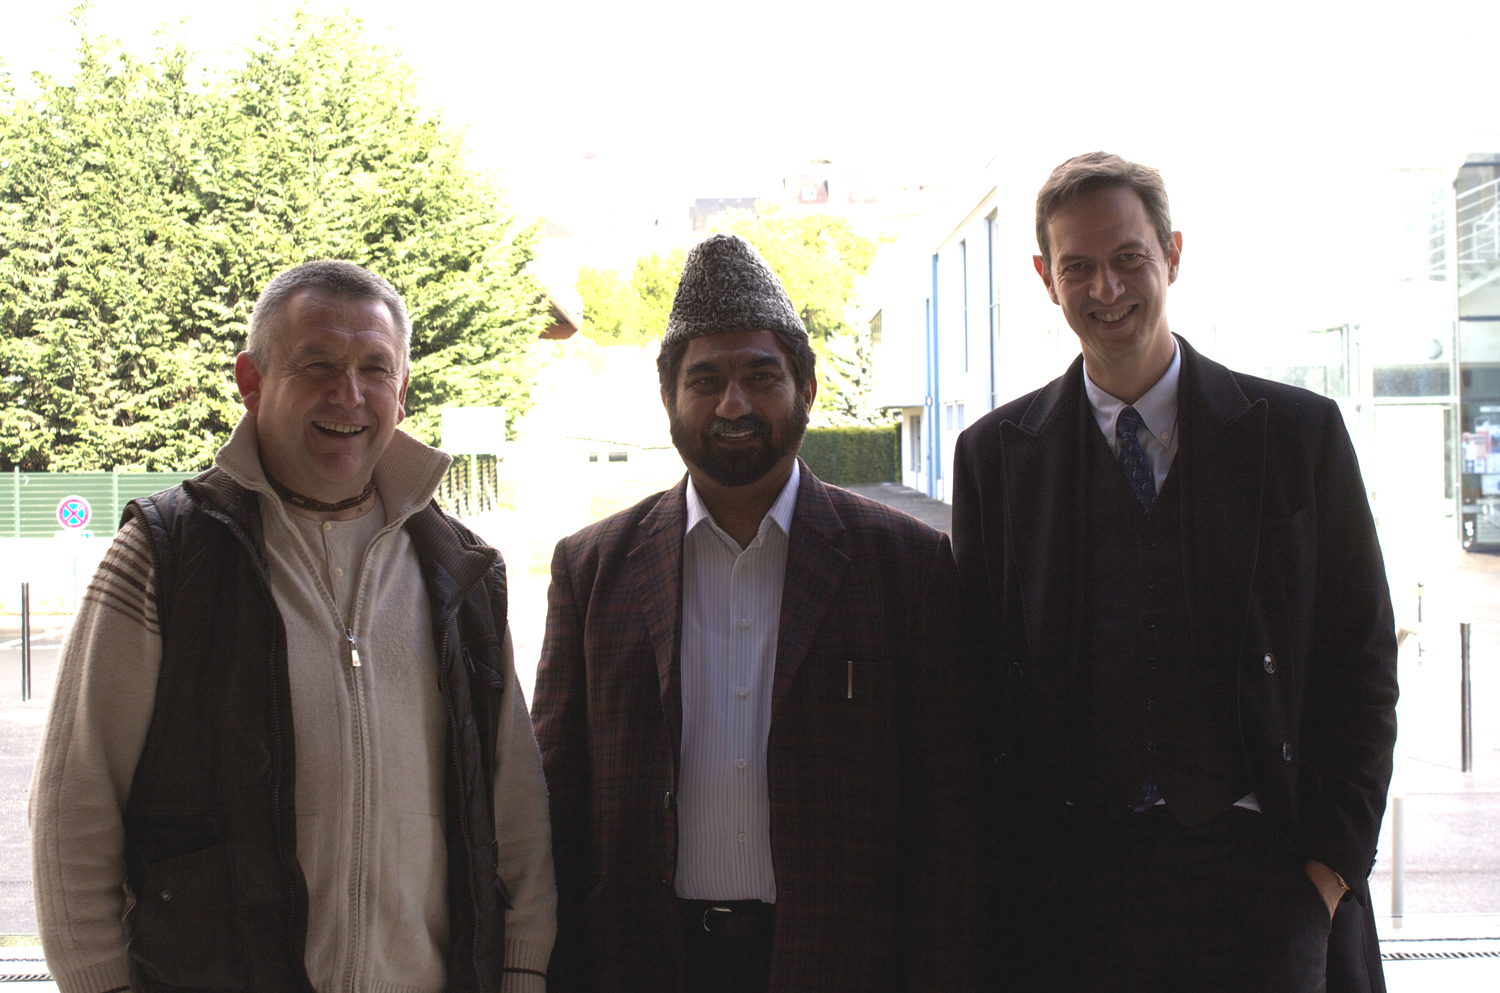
[575,264,642,345]
[0,10,546,470]
[575,248,684,347]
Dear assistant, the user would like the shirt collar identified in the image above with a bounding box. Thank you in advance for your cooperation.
[1083,337,1181,443]
[685,459,801,538]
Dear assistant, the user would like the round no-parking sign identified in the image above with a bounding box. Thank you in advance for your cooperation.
[57,495,92,531]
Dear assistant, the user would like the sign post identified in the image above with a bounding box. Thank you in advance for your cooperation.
[56,495,92,533]
[20,583,30,702]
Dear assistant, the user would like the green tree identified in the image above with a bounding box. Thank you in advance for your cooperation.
[631,248,686,339]
[0,9,546,470]
[576,264,642,345]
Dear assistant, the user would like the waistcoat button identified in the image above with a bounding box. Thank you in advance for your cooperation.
[1263,653,1277,673]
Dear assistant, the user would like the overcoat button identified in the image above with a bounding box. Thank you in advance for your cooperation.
[1263,653,1277,673]
[160,890,172,902]
[1009,664,1024,680]
[1282,742,1292,761]
[663,790,673,810]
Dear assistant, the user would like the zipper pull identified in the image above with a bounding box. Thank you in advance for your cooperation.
[346,627,361,668]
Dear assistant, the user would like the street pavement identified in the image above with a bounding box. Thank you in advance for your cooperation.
[0,489,1496,987]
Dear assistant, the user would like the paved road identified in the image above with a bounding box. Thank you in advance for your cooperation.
[845,482,953,533]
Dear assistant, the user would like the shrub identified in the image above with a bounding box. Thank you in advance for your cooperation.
[798,425,898,485]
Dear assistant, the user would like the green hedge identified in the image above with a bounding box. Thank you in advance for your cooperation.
[799,425,899,485]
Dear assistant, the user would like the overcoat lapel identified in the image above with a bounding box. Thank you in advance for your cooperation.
[1175,337,1267,668]
[999,357,1093,677]
[772,466,850,710]
[627,480,688,763]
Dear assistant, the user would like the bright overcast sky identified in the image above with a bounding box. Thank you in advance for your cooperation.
[5,0,1500,337]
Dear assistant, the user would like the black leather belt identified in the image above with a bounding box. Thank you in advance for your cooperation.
[678,898,775,939]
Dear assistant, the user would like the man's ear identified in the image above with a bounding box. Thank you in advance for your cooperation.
[661,386,672,413]
[396,372,410,424]
[234,352,263,414]
[1033,255,1059,305]
[802,374,817,410]
[1167,231,1183,284]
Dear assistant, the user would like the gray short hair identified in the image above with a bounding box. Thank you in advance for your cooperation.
[1035,152,1173,268]
[245,260,411,371]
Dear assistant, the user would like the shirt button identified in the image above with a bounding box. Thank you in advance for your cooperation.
[333,567,344,578]
[737,831,746,843]
[738,618,750,630]
[736,758,747,770]
[737,686,748,699]
[321,522,333,533]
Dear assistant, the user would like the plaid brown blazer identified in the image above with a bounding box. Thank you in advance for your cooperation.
[532,464,981,992]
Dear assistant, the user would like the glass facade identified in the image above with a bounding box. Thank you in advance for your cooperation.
[1456,158,1500,547]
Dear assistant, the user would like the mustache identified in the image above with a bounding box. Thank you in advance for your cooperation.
[707,415,771,438]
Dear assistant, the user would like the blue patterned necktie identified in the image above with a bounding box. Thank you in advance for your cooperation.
[1120,404,1162,812]
[1116,406,1156,511]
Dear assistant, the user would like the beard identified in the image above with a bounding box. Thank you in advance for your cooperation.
[669,393,809,488]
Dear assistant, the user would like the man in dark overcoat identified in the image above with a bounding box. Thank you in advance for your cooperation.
[952,152,1398,992]
[532,234,979,993]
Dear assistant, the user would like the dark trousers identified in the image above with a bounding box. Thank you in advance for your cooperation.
[678,899,775,993]
[1058,804,1333,992]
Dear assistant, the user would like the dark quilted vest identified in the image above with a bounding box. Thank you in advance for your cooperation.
[1072,427,1250,825]
[120,468,510,993]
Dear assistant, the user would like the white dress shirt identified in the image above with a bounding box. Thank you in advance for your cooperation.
[1081,341,1260,814]
[1083,339,1181,491]
[675,461,800,902]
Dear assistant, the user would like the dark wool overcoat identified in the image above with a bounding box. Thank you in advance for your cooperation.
[951,336,1399,993]
[532,463,980,992]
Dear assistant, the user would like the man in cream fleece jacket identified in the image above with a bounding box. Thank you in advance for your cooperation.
[30,261,556,993]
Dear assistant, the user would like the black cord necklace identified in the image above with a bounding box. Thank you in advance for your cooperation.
[265,473,377,514]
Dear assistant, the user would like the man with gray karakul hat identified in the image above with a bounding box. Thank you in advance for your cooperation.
[532,233,981,993]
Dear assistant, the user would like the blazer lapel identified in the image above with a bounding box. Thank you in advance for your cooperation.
[627,480,688,761]
[772,465,851,710]
[1000,357,1092,676]
[1176,337,1267,667]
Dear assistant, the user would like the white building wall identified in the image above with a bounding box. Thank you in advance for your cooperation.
[866,162,1091,502]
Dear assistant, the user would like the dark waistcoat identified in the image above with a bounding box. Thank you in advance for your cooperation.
[119,468,510,993]
[1074,427,1250,825]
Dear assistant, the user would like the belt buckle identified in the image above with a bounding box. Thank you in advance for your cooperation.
[701,905,734,933]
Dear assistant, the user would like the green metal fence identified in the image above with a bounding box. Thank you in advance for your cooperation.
[1,469,197,538]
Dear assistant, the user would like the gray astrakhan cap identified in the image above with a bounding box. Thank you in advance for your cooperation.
[662,233,808,347]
